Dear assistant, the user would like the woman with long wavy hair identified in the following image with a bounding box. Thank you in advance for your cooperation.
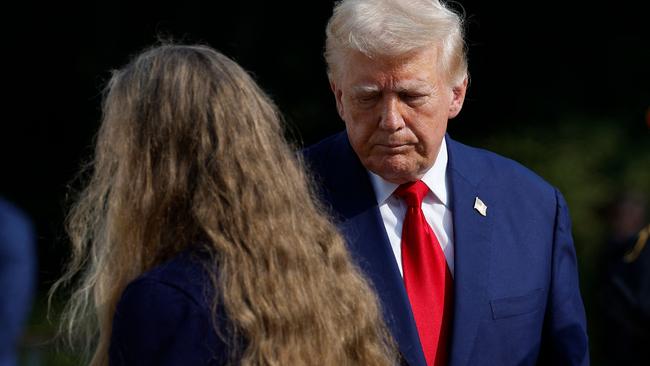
[50,44,396,366]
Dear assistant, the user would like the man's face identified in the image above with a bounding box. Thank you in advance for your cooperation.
[331,47,467,184]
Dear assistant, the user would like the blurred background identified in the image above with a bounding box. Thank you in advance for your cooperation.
[2,0,648,364]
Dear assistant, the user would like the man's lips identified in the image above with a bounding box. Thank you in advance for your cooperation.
[373,143,413,153]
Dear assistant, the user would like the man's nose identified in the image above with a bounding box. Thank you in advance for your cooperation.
[378,97,405,131]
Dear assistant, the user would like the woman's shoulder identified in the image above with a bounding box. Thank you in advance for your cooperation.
[110,249,228,365]
[130,249,213,306]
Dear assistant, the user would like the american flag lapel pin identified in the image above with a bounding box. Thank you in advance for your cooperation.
[474,197,487,217]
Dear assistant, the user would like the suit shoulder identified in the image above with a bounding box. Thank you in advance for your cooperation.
[128,250,212,309]
[112,259,210,354]
[448,138,556,197]
[302,131,348,165]
[111,250,227,365]
[0,198,35,249]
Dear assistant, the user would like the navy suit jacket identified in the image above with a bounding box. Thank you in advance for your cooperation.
[303,132,589,366]
[109,250,230,366]
[0,198,35,366]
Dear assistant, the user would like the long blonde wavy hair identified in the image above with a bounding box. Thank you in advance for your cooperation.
[50,44,396,366]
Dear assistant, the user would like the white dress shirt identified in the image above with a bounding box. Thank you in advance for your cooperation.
[368,139,455,277]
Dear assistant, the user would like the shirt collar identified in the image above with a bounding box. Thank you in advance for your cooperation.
[368,138,449,206]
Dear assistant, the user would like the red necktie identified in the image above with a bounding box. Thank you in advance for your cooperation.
[395,180,453,366]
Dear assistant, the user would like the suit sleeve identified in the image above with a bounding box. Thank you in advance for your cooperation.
[541,189,589,365]
[109,278,226,366]
[0,200,35,364]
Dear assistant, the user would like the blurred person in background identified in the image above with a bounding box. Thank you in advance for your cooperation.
[50,44,397,366]
[0,197,36,366]
[599,193,649,365]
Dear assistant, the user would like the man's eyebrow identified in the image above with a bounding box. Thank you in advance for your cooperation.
[351,84,381,94]
[350,82,436,94]
[394,82,435,93]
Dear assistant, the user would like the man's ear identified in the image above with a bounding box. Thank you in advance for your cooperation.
[448,76,468,119]
[330,80,345,119]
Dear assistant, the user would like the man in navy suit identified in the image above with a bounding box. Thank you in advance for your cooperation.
[304,0,589,365]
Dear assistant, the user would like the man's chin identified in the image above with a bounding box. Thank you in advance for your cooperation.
[366,157,423,184]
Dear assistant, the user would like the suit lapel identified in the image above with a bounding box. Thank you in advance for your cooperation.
[445,136,493,366]
[324,134,427,366]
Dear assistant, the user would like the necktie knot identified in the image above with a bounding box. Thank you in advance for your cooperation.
[394,180,429,208]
